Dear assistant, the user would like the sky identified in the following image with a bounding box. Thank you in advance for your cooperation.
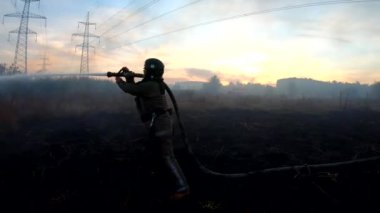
[1,0,380,85]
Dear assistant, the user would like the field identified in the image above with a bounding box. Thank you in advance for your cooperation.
[0,77,380,212]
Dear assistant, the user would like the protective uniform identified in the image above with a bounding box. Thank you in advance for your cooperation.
[116,58,189,198]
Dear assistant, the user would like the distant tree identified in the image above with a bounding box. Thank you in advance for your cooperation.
[172,83,182,91]
[264,85,274,97]
[286,81,297,98]
[202,75,222,94]
[7,64,22,75]
[370,82,380,99]
[0,63,6,75]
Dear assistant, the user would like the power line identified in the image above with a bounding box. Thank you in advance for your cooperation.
[97,0,162,38]
[87,0,137,45]
[104,0,203,41]
[91,0,136,30]
[10,0,17,9]
[119,0,380,47]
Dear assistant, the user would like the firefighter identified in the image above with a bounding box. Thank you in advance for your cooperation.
[115,58,190,200]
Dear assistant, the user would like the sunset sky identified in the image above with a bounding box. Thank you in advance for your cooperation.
[1,0,380,85]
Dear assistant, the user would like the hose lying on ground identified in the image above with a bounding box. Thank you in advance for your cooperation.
[164,82,380,179]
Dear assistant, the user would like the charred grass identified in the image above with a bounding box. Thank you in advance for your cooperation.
[0,78,380,212]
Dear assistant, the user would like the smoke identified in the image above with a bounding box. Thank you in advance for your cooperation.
[185,68,214,80]
[0,75,31,81]
[0,77,137,118]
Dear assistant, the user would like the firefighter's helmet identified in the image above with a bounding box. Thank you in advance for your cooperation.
[144,58,164,79]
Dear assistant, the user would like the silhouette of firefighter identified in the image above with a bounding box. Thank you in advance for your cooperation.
[115,58,190,200]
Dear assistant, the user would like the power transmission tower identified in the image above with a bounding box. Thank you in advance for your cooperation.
[72,12,100,74]
[37,56,50,73]
[3,0,47,74]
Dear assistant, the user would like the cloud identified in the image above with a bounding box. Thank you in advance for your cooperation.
[297,33,351,43]
[1,0,380,84]
[185,68,214,79]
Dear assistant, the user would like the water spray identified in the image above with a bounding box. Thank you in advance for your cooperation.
[0,71,145,80]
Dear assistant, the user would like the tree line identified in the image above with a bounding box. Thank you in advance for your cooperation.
[2,64,380,100]
[0,63,21,75]
[195,75,380,100]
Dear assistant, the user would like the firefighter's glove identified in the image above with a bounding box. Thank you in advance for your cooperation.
[115,67,129,83]
[120,66,135,82]
[115,68,126,83]
[120,67,130,73]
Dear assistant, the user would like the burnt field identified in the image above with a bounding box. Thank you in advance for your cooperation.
[0,78,380,212]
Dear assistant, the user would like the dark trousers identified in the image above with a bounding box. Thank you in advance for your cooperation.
[146,134,189,193]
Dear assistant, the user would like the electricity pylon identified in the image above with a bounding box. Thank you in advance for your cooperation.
[3,0,47,74]
[37,56,50,73]
[72,12,100,74]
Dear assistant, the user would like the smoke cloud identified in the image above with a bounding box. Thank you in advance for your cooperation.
[185,68,214,80]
